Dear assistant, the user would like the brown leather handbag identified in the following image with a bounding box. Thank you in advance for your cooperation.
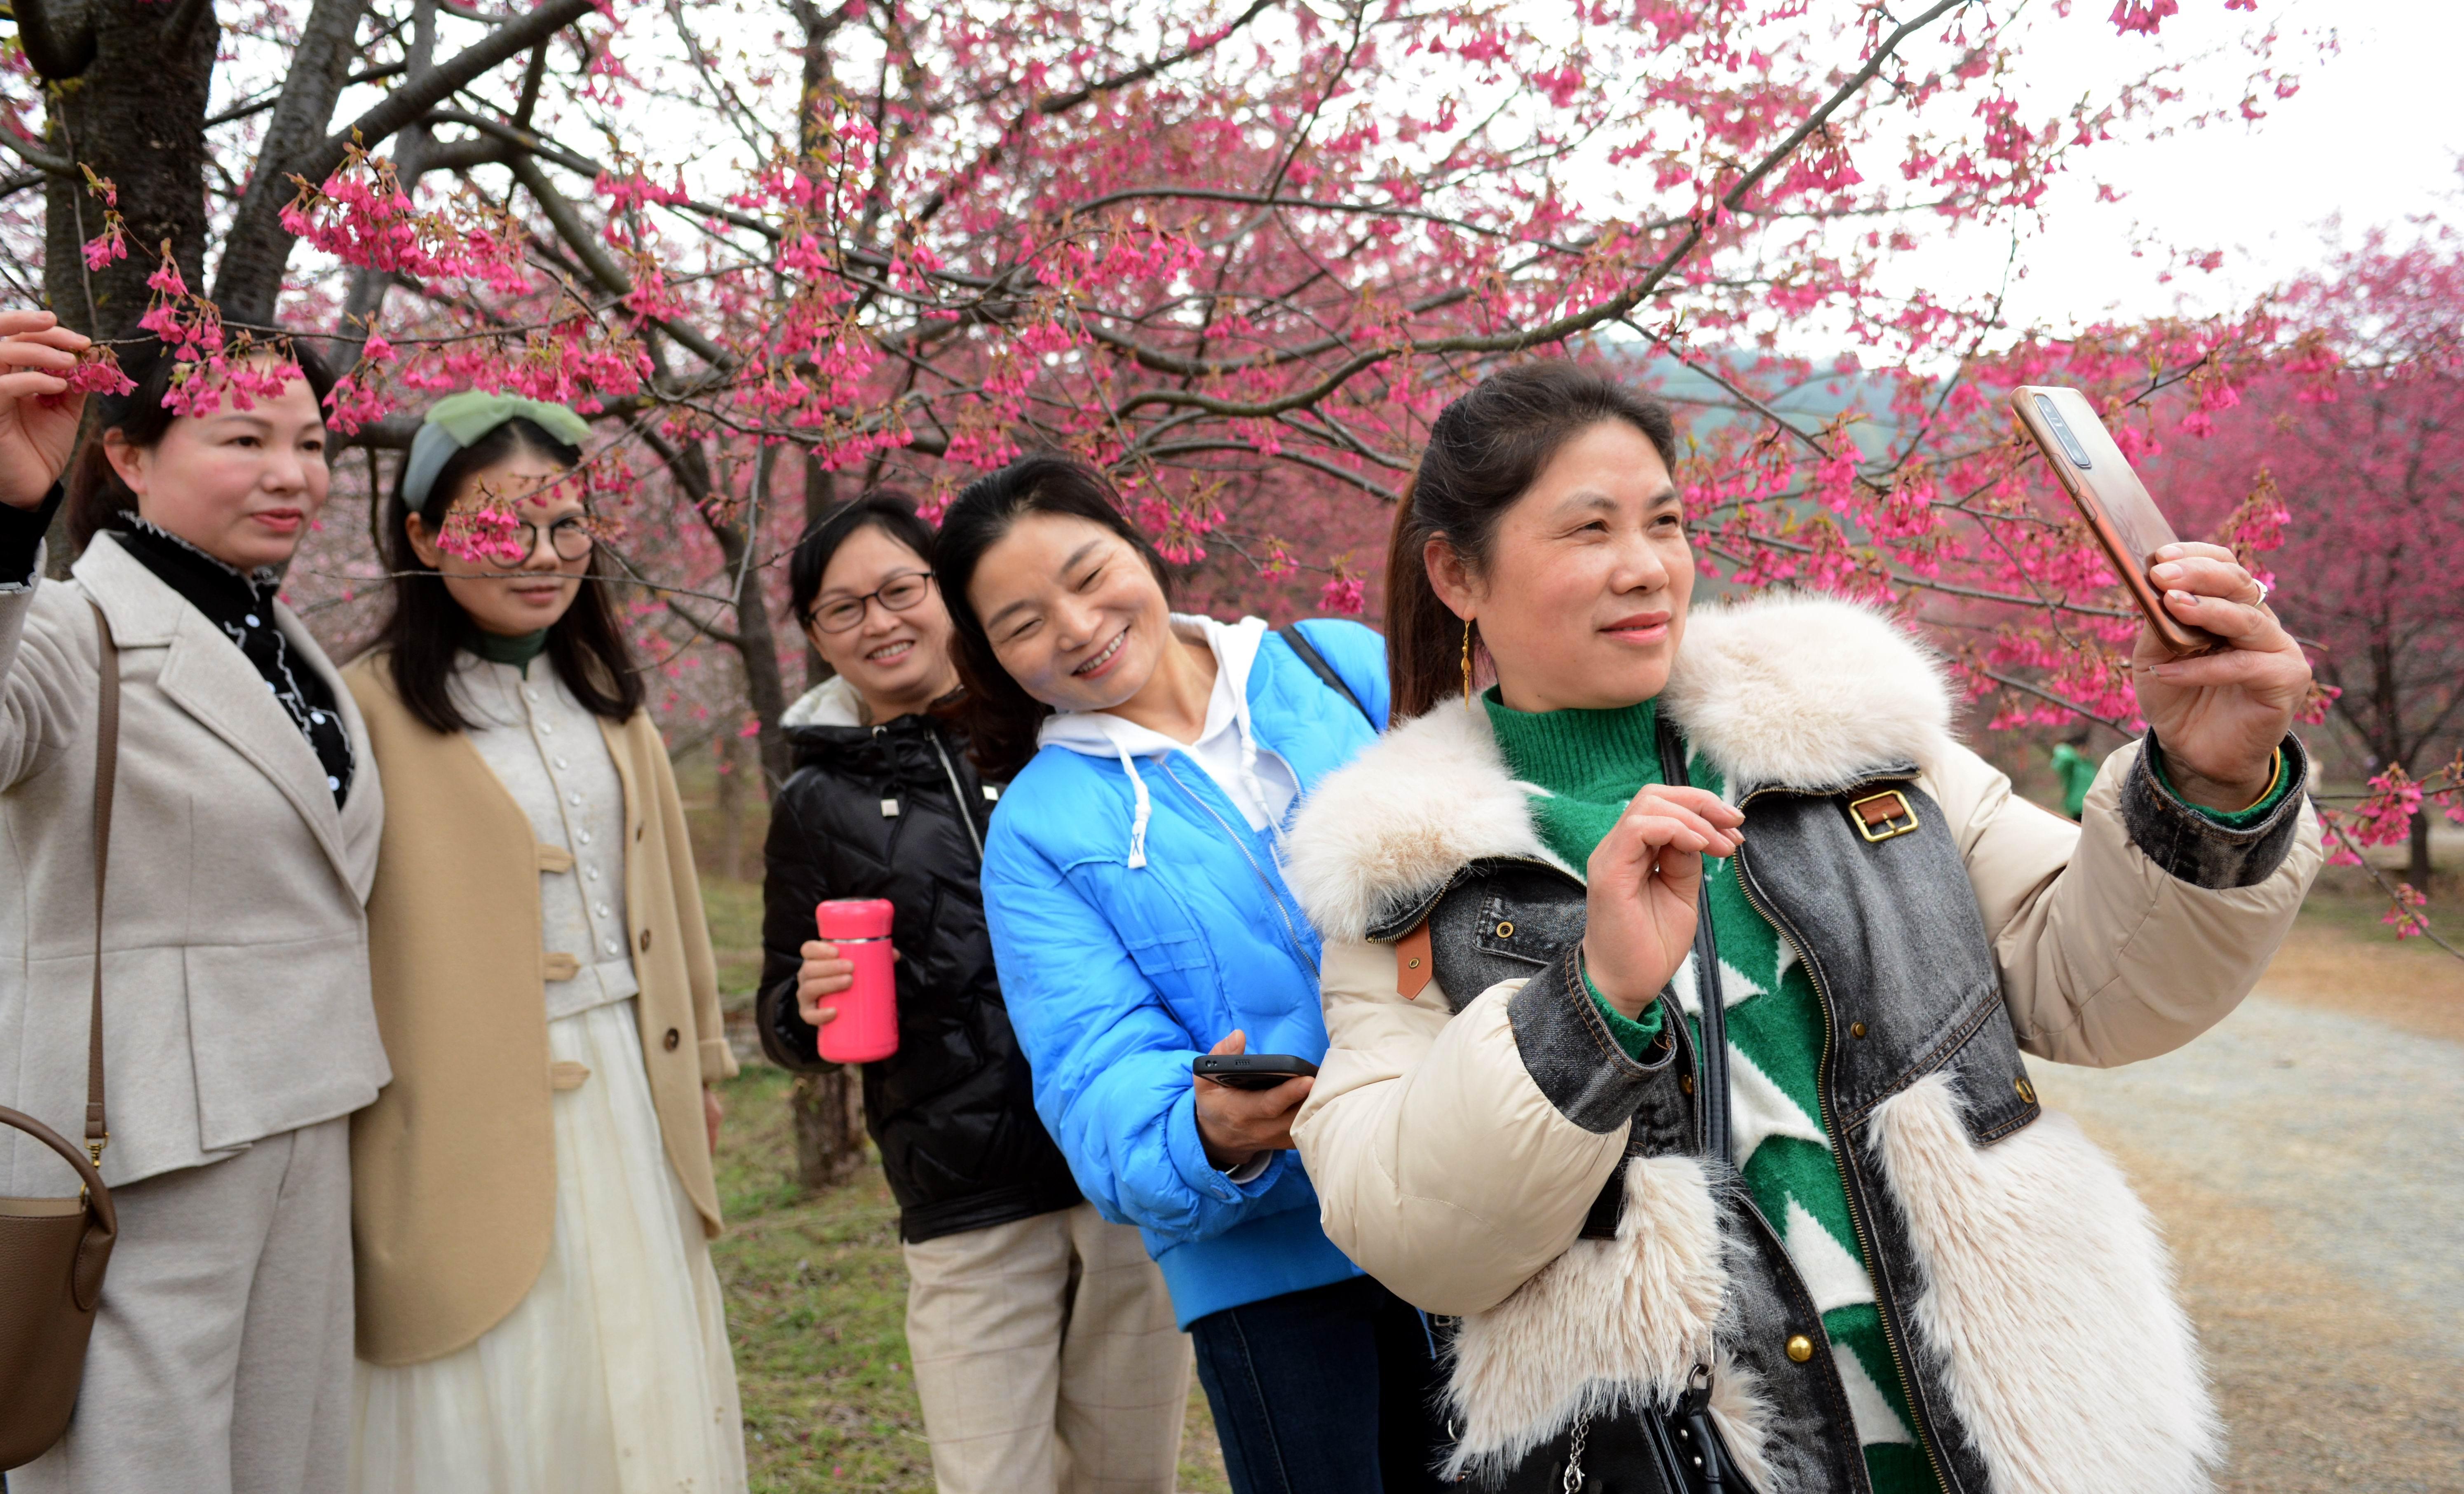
[0,602,122,1470]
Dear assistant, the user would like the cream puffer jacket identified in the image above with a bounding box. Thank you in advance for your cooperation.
[1281,597,2319,1494]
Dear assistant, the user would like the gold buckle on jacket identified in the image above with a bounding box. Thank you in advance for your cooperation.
[1849,790,1919,843]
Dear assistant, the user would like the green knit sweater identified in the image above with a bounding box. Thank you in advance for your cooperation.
[1483,692,1943,1494]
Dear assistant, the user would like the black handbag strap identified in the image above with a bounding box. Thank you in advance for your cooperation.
[1274,622,1374,726]
[85,601,115,1164]
[1655,710,1729,1168]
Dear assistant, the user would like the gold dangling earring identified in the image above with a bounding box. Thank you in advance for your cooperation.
[1461,618,1474,708]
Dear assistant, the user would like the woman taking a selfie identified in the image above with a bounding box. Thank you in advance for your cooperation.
[756,491,1186,1494]
[341,392,744,1492]
[937,455,1443,1494]
[0,317,386,1492]
[1282,362,2320,1494]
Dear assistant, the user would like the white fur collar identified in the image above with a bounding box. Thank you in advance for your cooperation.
[1283,596,1954,942]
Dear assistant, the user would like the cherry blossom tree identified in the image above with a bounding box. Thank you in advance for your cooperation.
[1,0,2315,768]
[19,0,2408,932]
[14,2,2431,1167]
[2155,229,2464,933]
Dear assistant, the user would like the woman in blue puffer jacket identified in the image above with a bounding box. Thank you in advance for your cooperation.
[938,454,1442,1494]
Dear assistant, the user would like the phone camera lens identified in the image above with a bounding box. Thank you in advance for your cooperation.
[2035,394,2094,469]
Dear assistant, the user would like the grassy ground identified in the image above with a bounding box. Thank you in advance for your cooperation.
[714,1067,924,1490]
[710,1064,1231,1494]
[682,751,1232,1492]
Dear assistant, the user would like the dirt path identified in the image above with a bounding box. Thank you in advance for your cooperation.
[2030,980,2463,1493]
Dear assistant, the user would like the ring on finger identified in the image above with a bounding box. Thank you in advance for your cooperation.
[2246,577,2270,610]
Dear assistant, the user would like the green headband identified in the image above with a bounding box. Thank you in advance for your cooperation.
[403,391,592,509]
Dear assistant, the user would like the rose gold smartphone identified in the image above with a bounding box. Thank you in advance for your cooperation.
[2009,385,2218,657]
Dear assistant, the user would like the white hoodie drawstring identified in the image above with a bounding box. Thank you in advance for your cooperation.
[1113,738,1152,869]
[1230,686,1283,847]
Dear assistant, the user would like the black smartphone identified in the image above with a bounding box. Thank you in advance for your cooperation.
[1192,1053,1320,1090]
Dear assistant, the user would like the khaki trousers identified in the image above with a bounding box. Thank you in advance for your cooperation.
[901,1201,1189,1494]
[13,1117,354,1494]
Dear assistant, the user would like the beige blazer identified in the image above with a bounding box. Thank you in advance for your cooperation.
[0,534,388,1194]
[342,654,736,1366]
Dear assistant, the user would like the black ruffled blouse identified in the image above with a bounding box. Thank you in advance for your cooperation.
[0,487,352,805]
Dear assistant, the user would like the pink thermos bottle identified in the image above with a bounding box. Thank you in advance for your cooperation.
[815,899,899,1064]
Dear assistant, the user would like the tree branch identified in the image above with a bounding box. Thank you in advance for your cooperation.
[1110,0,1970,420]
[504,152,734,371]
[505,152,631,293]
[12,0,96,81]
[163,0,215,49]
[664,595,745,648]
[216,0,599,321]
[1973,668,2131,734]
[303,0,597,186]
[210,0,377,321]
[0,129,76,177]
[427,107,777,239]
[2317,813,2464,960]
[907,0,1279,229]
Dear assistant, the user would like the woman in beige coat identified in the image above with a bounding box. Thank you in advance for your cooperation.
[1280,364,2321,1494]
[0,315,387,1492]
[340,392,744,1493]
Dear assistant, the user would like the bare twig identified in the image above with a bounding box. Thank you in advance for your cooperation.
[2316,812,2464,960]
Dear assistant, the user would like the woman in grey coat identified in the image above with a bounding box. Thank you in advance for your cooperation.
[0,311,387,1493]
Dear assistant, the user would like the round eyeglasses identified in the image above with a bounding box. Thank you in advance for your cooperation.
[489,515,595,563]
[811,570,934,633]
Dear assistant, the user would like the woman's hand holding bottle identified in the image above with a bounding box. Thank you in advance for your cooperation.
[796,938,903,1026]
[1579,784,1743,1020]
[797,939,854,1025]
[0,310,93,509]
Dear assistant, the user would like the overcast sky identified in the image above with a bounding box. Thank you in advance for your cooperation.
[1897,0,2462,335]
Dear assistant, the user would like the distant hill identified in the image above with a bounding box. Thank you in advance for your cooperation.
[1608,345,1920,459]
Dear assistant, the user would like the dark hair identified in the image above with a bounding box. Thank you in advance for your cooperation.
[786,488,940,654]
[66,335,338,552]
[1385,362,1679,720]
[375,415,645,734]
[936,453,1173,777]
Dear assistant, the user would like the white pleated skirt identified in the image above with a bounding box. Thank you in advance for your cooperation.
[351,999,749,1494]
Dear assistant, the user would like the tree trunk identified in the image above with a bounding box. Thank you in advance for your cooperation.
[35,0,219,571]
[669,428,866,1192]
[210,0,373,323]
[38,0,220,336]
[708,447,793,788]
[2409,805,2436,895]
[790,1070,866,1193]
[799,451,834,688]
[715,728,749,881]
[793,1,841,694]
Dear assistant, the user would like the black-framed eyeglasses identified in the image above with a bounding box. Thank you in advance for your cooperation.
[511,515,595,563]
[810,570,935,633]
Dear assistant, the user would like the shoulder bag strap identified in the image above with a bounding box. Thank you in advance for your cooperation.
[1273,622,1374,726]
[86,601,115,1165]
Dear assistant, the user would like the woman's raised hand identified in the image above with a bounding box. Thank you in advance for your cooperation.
[0,310,93,510]
[1580,784,1742,1020]
[2132,542,2310,811]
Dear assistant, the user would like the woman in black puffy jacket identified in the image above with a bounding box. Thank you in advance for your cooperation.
[756,490,1191,1494]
